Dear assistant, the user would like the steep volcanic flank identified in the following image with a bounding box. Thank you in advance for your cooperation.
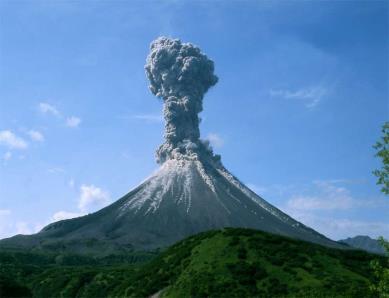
[0,37,343,252]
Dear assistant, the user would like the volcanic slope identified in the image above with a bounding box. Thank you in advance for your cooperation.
[0,157,343,252]
[0,37,344,253]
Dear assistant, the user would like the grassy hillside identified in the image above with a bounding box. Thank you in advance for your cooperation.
[1,228,386,297]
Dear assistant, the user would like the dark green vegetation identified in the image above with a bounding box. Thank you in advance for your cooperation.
[0,250,156,298]
[373,121,389,194]
[369,237,389,297]
[1,228,386,298]
[371,121,389,297]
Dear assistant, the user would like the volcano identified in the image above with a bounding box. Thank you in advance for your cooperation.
[0,37,343,253]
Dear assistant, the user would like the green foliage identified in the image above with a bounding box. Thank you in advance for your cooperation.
[371,121,389,297]
[379,236,389,252]
[143,228,382,297]
[370,237,389,297]
[373,121,389,194]
[0,249,156,298]
[0,275,32,298]
[0,228,385,298]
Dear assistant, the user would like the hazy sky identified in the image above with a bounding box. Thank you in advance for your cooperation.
[0,0,388,240]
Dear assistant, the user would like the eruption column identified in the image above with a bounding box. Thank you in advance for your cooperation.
[145,37,218,163]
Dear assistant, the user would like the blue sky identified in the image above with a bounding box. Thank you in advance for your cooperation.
[0,0,388,240]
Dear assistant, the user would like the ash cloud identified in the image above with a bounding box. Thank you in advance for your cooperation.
[145,37,219,164]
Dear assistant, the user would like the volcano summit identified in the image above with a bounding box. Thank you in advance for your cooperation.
[0,37,343,253]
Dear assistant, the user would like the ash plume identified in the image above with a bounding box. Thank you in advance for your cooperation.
[145,37,219,164]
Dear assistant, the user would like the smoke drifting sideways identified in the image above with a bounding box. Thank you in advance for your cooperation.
[145,37,221,164]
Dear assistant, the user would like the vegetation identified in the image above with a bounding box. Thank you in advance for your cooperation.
[0,249,156,298]
[370,122,389,297]
[373,121,389,194]
[1,228,386,298]
[369,237,389,297]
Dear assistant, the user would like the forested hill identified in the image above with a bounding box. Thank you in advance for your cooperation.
[1,228,386,298]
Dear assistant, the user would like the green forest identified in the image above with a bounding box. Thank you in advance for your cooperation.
[1,228,386,298]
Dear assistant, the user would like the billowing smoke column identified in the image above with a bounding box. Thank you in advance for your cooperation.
[145,37,219,164]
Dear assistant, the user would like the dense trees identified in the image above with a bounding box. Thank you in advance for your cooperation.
[1,228,383,298]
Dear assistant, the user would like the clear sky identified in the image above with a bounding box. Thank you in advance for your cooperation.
[0,0,388,241]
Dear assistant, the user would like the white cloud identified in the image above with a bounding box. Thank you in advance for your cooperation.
[68,178,75,188]
[38,102,81,128]
[270,86,327,109]
[52,211,84,222]
[15,222,33,235]
[33,223,45,233]
[286,180,385,211]
[0,210,46,239]
[66,116,81,128]
[78,184,111,212]
[0,130,28,149]
[132,114,163,123]
[0,209,11,216]
[287,195,352,210]
[284,210,389,240]
[278,179,389,240]
[48,183,110,225]
[206,133,224,148]
[326,219,389,240]
[38,102,60,116]
[2,151,12,161]
[28,130,44,142]
[47,167,65,174]
[0,210,12,239]
[287,181,353,211]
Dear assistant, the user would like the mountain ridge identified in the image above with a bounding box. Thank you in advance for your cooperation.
[339,235,386,255]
